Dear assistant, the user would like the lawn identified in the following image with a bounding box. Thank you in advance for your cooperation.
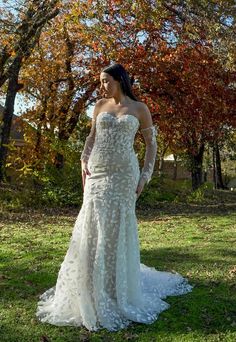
[0,200,236,342]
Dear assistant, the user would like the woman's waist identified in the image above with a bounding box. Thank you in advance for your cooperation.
[89,149,138,165]
[91,146,136,157]
[92,143,133,153]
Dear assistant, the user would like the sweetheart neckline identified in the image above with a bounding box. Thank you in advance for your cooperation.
[97,111,140,125]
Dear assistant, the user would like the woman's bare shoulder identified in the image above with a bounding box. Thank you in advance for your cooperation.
[95,98,108,109]
[93,98,109,117]
[134,101,153,129]
[135,101,149,113]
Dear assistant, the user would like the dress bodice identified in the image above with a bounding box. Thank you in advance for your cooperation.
[81,110,158,184]
[90,112,140,162]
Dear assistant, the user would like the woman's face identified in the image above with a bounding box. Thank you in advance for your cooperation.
[99,72,120,98]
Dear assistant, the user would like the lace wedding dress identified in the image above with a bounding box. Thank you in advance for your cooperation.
[36,111,193,331]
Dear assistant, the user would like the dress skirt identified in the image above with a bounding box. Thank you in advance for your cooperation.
[36,150,193,331]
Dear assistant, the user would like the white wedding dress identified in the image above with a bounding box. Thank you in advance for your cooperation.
[36,111,193,331]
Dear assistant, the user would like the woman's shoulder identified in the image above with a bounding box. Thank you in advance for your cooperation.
[95,98,108,108]
[93,98,109,117]
[135,101,149,111]
[134,101,152,129]
[134,101,150,119]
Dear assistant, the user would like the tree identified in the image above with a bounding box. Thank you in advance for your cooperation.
[67,0,235,189]
[19,12,103,169]
[130,40,235,189]
[0,0,60,181]
[2,0,235,191]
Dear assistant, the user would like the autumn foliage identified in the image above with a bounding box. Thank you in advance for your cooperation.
[0,0,235,190]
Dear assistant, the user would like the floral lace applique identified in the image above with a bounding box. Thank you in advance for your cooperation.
[139,125,158,184]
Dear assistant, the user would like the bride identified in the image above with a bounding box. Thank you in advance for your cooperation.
[36,63,193,332]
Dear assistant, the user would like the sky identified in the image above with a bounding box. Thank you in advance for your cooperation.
[0,94,94,120]
[0,94,36,117]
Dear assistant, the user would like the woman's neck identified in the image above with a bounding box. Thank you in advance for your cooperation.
[111,94,130,106]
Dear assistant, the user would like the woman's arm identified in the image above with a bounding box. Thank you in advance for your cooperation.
[80,99,104,190]
[80,99,104,163]
[138,103,158,184]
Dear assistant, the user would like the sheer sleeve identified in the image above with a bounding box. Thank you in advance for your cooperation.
[139,125,158,184]
[80,117,96,163]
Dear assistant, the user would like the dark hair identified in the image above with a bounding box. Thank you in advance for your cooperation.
[102,63,138,101]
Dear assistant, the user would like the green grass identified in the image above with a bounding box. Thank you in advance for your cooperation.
[1,202,236,342]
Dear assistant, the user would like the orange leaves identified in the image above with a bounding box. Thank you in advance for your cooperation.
[91,41,99,51]
[3,0,233,172]
[134,39,235,155]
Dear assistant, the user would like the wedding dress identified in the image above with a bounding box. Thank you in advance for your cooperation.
[36,111,193,331]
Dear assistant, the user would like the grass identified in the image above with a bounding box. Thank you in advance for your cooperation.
[0,199,236,341]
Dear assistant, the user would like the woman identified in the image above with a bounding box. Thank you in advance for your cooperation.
[36,63,193,332]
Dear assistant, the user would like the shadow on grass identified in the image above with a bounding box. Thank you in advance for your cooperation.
[1,198,236,226]
[0,207,77,224]
[141,246,236,267]
[137,202,236,219]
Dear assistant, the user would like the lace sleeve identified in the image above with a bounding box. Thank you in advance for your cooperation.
[139,125,158,184]
[80,117,96,163]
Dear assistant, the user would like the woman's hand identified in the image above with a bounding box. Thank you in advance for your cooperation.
[81,161,91,191]
[135,177,146,200]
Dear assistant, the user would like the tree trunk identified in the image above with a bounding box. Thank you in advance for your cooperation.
[0,57,21,182]
[173,154,178,180]
[34,105,47,158]
[158,156,164,176]
[213,142,225,189]
[52,84,98,170]
[0,2,59,88]
[190,143,205,191]
[54,152,64,169]
[157,145,169,176]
